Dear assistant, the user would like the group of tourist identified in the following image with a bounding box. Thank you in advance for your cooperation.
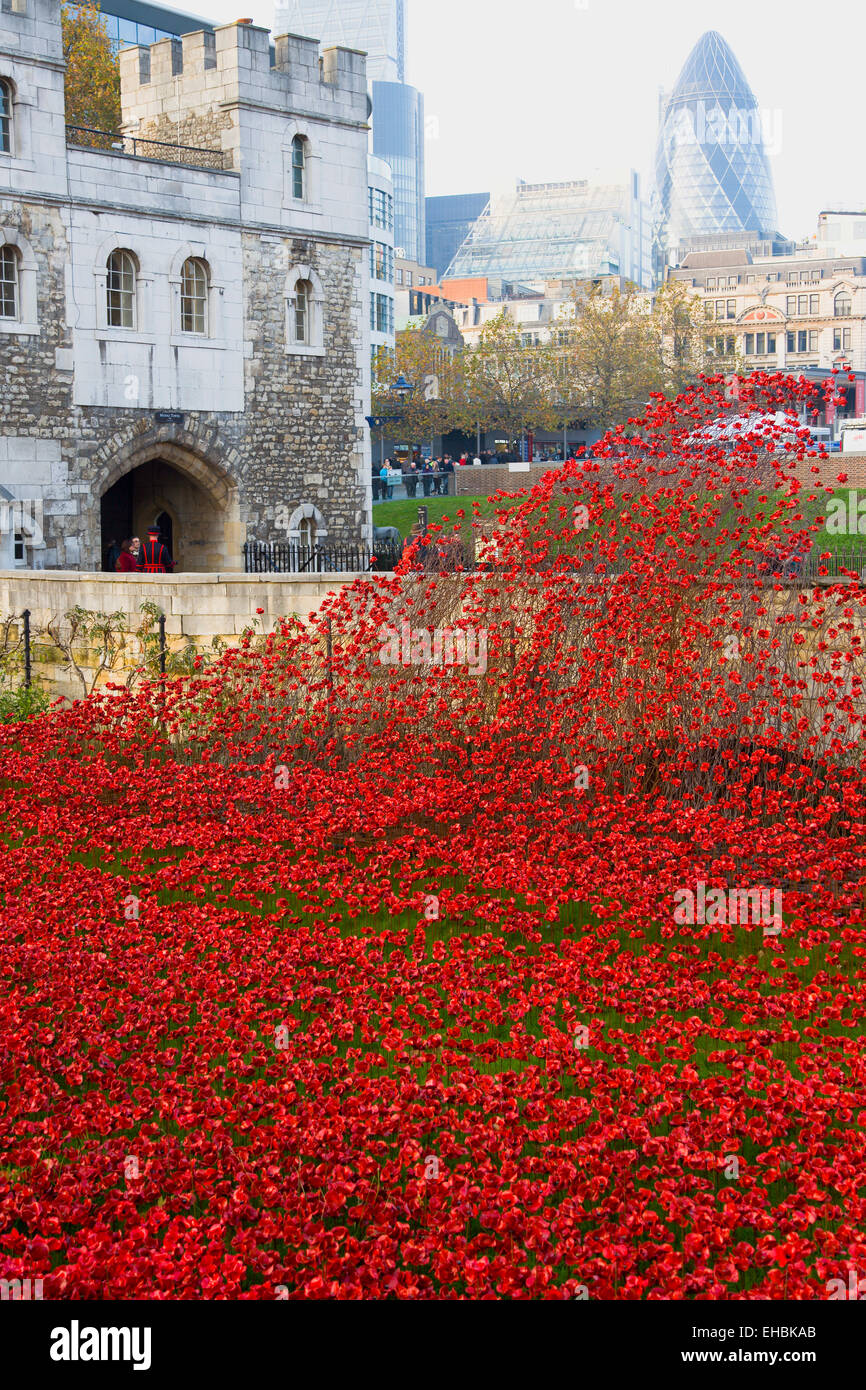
[104,526,175,574]
[373,456,457,500]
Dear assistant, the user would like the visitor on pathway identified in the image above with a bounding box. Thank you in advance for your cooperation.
[115,538,138,573]
[402,458,418,498]
[137,526,174,574]
[371,460,382,501]
[105,537,122,573]
[380,459,395,500]
[439,457,454,495]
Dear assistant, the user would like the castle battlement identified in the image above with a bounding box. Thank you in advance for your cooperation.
[119,22,368,137]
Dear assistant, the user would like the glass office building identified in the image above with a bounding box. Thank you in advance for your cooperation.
[445,176,653,289]
[371,80,424,266]
[273,0,405,82]
[426,192,490,282]
[655,31,779,261]
[73,0,213,50]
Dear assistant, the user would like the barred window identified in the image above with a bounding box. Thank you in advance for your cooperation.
[180,257,208,334]
[298,516,317,548]
[0,80,12,155]
[294,279,311,344]
[291,136,306,200]
[106,249,136,328]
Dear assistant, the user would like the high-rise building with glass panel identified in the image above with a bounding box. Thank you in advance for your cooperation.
[273,1,423,263]
[426,192,490,281]
[274,0,405,82]
[371,80,424,264]
[655,31,779,265]
[445,175,653,290]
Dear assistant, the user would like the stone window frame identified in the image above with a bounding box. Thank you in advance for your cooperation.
[0,227,38,336]
[285,264,325,358]
[0,75,13,156]
[93,234,154,340]
[285,503,328,545]
[0,67,35,167]
[168,242,227,346]
[282,124,322,214]
[833,287,853,318]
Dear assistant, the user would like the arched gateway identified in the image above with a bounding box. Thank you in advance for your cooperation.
[97,435,242,574]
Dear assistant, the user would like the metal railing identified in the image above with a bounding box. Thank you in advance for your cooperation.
[66,125,228,171]
[243,541,405,574]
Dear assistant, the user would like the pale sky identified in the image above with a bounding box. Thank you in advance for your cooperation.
[198,0,866,242]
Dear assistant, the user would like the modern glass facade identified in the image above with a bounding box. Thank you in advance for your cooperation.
[273,0,405,82]
[426,192,490,281]
[71,0,213,51]
[372,81,425,266]
[655,31,779,261]
[445,176,653,289]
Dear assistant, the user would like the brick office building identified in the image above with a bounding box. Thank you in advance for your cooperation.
[0,0,374,571]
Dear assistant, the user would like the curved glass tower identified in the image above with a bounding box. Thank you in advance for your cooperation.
[655,31,778,257]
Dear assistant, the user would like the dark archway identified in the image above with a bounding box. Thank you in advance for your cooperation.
[99,457,231,573]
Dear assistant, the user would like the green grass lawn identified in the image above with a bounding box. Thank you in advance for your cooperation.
[374,495,522,538]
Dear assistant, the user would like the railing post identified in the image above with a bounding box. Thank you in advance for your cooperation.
[158,612,166,676]
[22,609,31,689]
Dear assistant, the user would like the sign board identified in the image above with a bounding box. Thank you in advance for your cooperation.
[842,427,866,453]
[155,411,184,425]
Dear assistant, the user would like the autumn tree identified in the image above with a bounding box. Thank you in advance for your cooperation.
[555,282,663,434]
[456,310,561,450]
[61,2,121,136]
[651,278,724,396]
[372,327,462,448]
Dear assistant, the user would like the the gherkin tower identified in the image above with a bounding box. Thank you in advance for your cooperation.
[655,31,779,260]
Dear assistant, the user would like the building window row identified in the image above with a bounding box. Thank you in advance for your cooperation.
[706,299,737,320]
[370,292,394,336]
[743,332,777,355]
[106,250,212,334]
[785,294,821,316]
[370,240,394,283]
[787,330,820,354]
[369,187,394,232]
[706,276,739,290]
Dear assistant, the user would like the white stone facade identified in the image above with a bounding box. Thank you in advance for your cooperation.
[0,0,374,571]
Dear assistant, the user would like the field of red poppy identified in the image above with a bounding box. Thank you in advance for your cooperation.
[1,372,864,1301]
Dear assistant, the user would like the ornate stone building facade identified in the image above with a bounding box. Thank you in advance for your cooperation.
[0,0,373,570]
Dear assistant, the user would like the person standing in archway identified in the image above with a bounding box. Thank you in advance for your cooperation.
[115,538,138,573]
[137,525,174,574]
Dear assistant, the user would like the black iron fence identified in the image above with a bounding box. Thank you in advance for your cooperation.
[243,541,404,574]
[798,547,866,584]
[66,125,228,171]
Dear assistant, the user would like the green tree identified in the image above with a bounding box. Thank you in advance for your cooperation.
[61,2,121,135]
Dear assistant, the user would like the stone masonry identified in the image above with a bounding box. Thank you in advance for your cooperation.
[0,1,374,572]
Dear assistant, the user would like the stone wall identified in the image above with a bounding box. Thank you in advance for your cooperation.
[0,3,374,575]
[0,568,369,700]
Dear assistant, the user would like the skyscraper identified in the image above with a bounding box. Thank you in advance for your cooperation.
[655,31,779,263]
[274,0,424,263]
[274,0,405,82]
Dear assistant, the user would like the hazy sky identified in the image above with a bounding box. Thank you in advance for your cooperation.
[200,0,866,241]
